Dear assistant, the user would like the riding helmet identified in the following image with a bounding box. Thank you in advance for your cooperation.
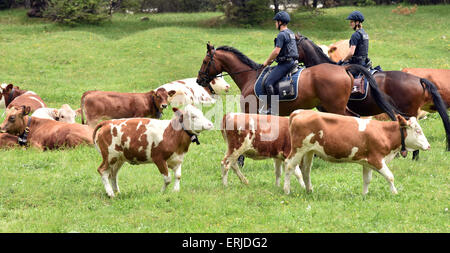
[346,11,364,22]
[273,11,291,24]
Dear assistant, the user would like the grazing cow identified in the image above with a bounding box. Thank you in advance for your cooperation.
[80,87,176,129]
[221,113,305,187]
[327,40,349,62]
[284,110,430,195]
[0,83,46,111]
[32,104,81,123]
[0,106,93,150]
[93,104,213,197]
[158,77,230,106]
[401,68,450,109]
[0,133,18,148]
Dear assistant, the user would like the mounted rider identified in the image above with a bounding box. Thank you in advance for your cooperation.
[261,11,298,115]
[339,11,372,70]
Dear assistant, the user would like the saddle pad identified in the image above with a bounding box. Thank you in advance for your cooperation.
[254,66,304,102]
[349,69,379,101]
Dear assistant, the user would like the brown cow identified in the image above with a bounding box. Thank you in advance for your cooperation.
[401,68,450,109]
[0,106,93,150]
[81,88,176,128]
[93,104,213,197]
[327,40,349,62]
[285,110,430,195]
[0,83,46,112]
[221,113,304,187]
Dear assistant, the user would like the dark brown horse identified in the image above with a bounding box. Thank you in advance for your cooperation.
[196,43,396,120]
[295,34,450,153]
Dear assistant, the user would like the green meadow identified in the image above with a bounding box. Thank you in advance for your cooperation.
[0,5,448,232]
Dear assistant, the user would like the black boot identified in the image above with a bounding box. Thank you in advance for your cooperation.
[259,85,275,115]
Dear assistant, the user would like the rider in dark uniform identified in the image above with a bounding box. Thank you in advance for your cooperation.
[339,11,371,72]
[260,11,298,115]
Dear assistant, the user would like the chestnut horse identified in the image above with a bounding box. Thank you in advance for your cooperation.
[295,34,450,155]
[196,43,396,120]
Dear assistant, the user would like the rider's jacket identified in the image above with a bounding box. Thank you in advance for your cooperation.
[274,29,298,63]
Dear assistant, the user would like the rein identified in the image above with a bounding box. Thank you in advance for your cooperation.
[198,48,261,94]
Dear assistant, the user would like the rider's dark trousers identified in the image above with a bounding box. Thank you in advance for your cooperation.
[264,60,297,91]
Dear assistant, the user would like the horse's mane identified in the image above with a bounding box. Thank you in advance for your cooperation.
[296,34,336,65]
[216,46,263,70]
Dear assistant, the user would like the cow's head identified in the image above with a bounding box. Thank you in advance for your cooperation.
[173,105,213,134]
[152,88,176,112]
[0,83,14,108]
[209,76,230,94]
[56,104,77,123]
[0,105,31,136]
[398,115,431,151]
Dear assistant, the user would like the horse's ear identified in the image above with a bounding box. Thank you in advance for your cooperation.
[295,33,300,41]
[206,42,214,52]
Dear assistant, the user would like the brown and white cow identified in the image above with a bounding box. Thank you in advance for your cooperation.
[0,83,46,112]
[93,104,213,197]
[0,106,93,150]
[284,110,430,195]
[221,113,304,187]
[158,77,230,106]
[80,88,176,128]
[401,68,450,109]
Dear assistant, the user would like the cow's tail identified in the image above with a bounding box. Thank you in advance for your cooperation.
[344,64,398,121]
[80,92,87,125]
[92,120,109,146]
[421,78,450,151]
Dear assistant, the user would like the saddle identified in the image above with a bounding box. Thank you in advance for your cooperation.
[260,64,302,100]
[349,67,381,101]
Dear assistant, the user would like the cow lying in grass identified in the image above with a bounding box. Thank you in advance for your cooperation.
[158,77,230,106]
[93,104,213,198]
[80,87,176,129]
[1,83,46,112]
[284,110,430,195]
[0,106,93,150]
[32,104,80,123]
[221,113,304,188]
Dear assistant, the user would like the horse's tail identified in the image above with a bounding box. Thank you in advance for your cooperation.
[344,64,398,121]
[420,78,450,151]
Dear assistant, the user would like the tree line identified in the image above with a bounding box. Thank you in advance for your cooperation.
[0,0,447,25]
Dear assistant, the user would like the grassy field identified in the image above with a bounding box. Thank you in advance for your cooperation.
[0,5,448,233]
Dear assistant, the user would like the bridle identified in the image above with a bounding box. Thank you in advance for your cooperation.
[197,48,262,94]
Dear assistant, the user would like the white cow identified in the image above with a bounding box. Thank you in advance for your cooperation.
[32,104,80,123]
[158,77,230,106]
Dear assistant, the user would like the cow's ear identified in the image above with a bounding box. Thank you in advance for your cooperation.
[397,115,408,127]
[168,90,176,97]
[5,84,13,92]
[75,108,82,116]
[21,106,31,116]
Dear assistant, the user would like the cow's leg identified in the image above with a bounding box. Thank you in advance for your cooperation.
[231,162,249,185]
[98,160,114,198]
[154,159,171,192]
[221,157,232,186]
[284,150,305,194]
[362,166,373,195]
[376,162,398,194]
[172,162,182,192]
[221,148,246,186]
[301,151,314,193]
[110,159,125,194]
[293,165,306,189]
[274,159,283,187]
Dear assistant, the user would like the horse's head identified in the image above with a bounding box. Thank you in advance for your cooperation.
[295,33,335,67]
[295,33,307,64]
[196,43,223,93]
